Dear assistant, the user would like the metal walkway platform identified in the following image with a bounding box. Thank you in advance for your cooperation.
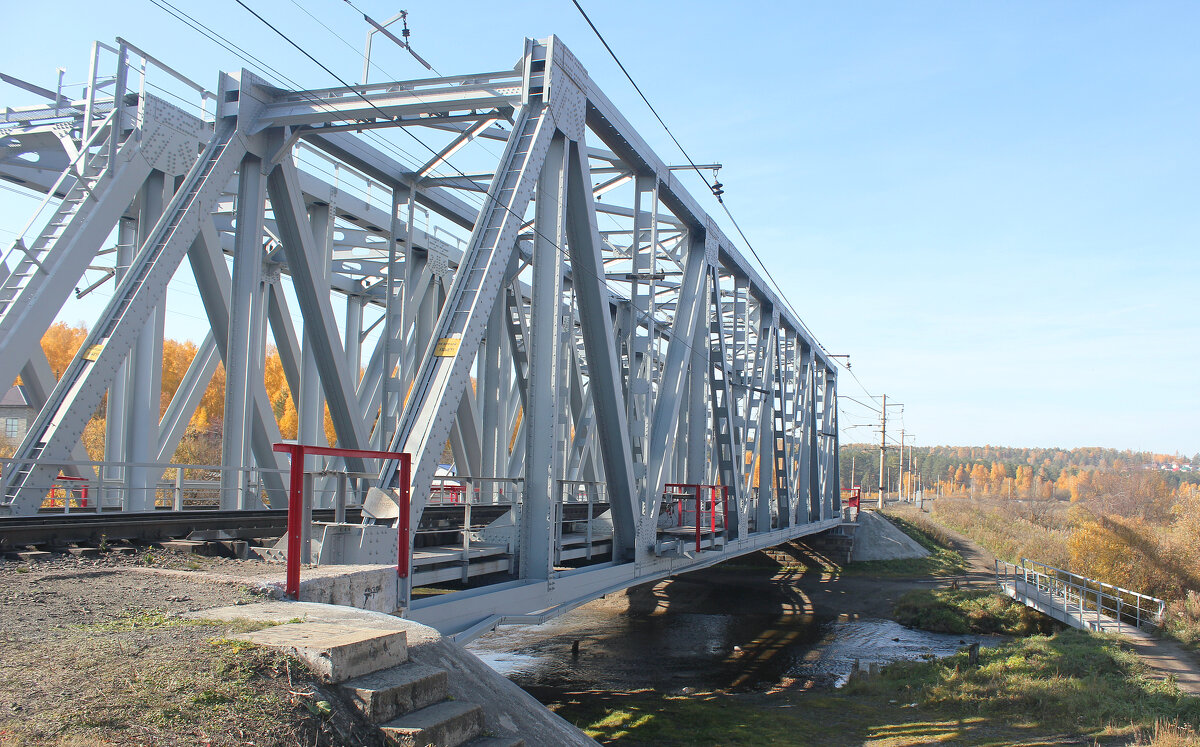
[996,559,1165,635]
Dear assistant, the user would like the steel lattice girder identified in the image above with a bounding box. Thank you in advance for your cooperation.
[0,35,842,635]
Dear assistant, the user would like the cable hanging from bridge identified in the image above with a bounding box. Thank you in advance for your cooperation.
[568,0,822,344]
[568,0,895,410]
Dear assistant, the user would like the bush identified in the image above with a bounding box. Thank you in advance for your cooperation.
[893,589,1058,636]
[1165,592,1200,652]
[930,496,1071,567]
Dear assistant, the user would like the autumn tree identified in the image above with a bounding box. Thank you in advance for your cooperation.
[969,463,989,493]
[989,461,1008,492]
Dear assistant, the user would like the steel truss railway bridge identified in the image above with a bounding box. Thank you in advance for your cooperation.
[0,36,843,636]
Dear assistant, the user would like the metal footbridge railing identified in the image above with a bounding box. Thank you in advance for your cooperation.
[996,558,1165,634]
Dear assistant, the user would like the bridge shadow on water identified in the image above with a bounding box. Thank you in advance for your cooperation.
[475,541,848,698]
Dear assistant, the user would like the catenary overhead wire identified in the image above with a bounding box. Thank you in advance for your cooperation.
[228,0,731,368]
[568,0,894,405]
[152,0,821,393]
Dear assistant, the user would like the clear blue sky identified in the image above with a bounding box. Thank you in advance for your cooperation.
[3,1,1198,455]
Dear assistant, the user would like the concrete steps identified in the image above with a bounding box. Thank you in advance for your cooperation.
[380,700,484,747]
[342,662,449,722]
[237,616,510,746]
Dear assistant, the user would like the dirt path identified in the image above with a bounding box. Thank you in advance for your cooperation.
[1124,631,1200,695]
[925,521,997,584]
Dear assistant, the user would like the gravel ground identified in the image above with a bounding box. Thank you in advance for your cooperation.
[0,551,381,747]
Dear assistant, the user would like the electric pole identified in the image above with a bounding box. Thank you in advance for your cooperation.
[876,396,904,508]
[898,428,905,503]
[878,394,886,508]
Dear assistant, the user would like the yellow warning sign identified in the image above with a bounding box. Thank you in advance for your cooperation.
[83,345,103,362]
[433,337,461,357]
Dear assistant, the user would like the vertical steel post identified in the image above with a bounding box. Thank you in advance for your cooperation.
[398,453,412,611]
[110,42,127,167]
[126,170,167,510]
[221,154,266,509]
[83,41,100,145]
[301,471,314,564]
[463,494,472,568]
[335,472,347,524]
[521,133,566,580]
[878,394,886,509]
[284,445,304,600]
[299,203,332,448]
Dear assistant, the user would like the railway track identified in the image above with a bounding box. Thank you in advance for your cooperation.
[0,508,361,550]
[0,501,611,553]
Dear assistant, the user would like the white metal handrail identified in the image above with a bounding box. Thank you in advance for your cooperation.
[996,557,1166,631]
[5,109,116,256]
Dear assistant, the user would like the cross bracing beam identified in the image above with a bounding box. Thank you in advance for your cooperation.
[0,36,843,635]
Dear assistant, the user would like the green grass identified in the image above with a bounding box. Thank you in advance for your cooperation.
[549,689,885,746]
[847,628,1200,733]
[893,588,1059,636]
[548,630,1200,745]
[81,608,212,632]
[844,513,969,578]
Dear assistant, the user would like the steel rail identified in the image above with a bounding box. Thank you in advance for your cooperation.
[0,508,360,550]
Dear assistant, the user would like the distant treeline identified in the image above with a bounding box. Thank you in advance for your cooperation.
[840,443,1200,500]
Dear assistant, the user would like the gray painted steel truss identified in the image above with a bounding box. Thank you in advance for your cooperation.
[0,37,841,635]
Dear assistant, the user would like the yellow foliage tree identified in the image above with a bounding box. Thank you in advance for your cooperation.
[28,321,89,383]
[989,461,1008,492]
[969,463,989,492]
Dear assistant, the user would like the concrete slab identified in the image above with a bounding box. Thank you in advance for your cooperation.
[850,512,930,562]
[191,600,409,630]
[160,539,221,556]
[381,699,483,747]
[236,622,408,683]
[250,564,401,614]
[15,550,52,562]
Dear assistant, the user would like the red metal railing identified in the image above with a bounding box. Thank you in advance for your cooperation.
[273,443,411,600]
[51,474,89,510]
[663,483,729,551]
[429,482,466,504]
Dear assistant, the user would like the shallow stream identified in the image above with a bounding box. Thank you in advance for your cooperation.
[467,573,1003,695]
